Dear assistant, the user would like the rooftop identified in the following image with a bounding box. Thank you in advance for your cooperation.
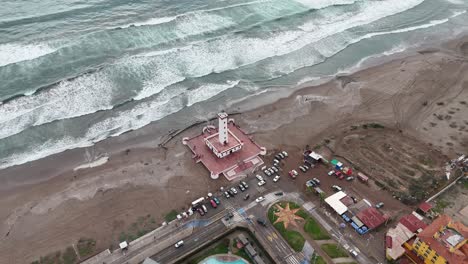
[356,207,388,229]
[399,212,427,233]
[386,223,415,260]
[324,191,348,215]
[205,129,242,153]
[185,122,264,180]
[417,215,468,264]
[418,202,433,213]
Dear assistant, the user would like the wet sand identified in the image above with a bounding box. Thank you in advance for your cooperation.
[1,35,468,263]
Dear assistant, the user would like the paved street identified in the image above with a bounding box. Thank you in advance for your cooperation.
[90,160,379,264]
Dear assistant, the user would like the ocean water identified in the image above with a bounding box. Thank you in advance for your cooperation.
[0,0,468,169]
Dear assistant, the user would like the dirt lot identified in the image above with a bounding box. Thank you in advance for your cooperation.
[329,127,448,205]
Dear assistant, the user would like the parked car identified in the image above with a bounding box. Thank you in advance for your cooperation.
[187,208,194,216]
[257,180,266,186]
[275,154,282,160]
[224,191,230,198]
[256,174,264,181]
[303,165,309,171]
[264,169,271,176]
[273,175,280,182]
[230,187,238,195]
[273,158,280,164]
[268,168,275,174]
[261,166,267,171]
[349,249,358,257]
[239,184,245,192]
[255,196,265,203]
[175,240,184,248]
[257,218,267,226]
[312,178,320,185]
[210,199,217,208]
[335,171,342,177]
[306,179,316,187]
[202,205,208,213]
[346,176,354,181]
[328,170,334,176]
[213,197,220,204]
[279,152,285,159]
[332,185,342,192]
[244,194,250,200]
[376,202,384,209]
[197,207,205,216]
[275,191,284,196]
[289,170,298,179]
[299,165,306,172]
[241,181,248,189]
[281,151,288,157]
[228,190,234,196]
[271,166,279,173]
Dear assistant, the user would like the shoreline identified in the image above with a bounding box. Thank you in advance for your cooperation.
[0,33,467,263]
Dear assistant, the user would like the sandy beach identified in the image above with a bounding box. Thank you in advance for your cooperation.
[1,35,468,263]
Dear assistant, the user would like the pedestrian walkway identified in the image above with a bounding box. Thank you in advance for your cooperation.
[333,257,356,263]
[314,239,335,245]
[284,254,301,264]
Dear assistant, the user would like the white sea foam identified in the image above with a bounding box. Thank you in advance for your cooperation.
[0,72,115,140]
[294,0,357,9]
[122,16,177,28]
[0,43,57,67]
[0,0,462,170]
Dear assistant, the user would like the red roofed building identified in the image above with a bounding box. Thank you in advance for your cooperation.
[183,112,266,180]
[418,202,433,215]
[356,207,388,229]
[400,212,428,233]
[405,215,468,264]
[386,212,427,261]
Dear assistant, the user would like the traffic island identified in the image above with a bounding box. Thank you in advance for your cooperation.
[267,202,306,252]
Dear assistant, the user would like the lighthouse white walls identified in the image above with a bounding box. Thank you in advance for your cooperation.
[218,112,228,144]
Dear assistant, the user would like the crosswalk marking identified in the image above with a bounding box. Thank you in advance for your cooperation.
[284,255,300,264]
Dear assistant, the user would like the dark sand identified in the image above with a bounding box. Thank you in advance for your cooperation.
[1,36,468,263]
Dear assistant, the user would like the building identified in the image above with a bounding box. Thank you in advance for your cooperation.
[304,151,324,165]
[404,215,468,264]
[386,212,427,261]
[183,112,266,180]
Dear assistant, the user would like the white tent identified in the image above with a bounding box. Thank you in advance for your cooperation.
[324,191,348,215]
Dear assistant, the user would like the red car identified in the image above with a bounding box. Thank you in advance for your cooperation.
[210,199,217,208]
[335,171,344,180]
[289,170,298,179]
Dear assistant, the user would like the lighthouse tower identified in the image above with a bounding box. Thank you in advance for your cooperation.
[218,112,228,145]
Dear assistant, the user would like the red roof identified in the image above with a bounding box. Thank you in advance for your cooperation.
[356,207,388,229]
[417,215,468,264]
[418,202,433,213]
[399,214,427,233]
[386,236,392,248]
[185,123,263,179]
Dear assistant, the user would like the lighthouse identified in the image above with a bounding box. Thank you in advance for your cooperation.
[218,112,228,145]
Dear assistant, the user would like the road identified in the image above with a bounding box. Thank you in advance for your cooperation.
[97,160,376,264]
[152,220,227,263]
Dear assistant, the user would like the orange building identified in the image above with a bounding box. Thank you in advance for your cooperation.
[404,215,468,264]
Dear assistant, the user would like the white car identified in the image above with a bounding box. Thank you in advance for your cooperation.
[230,187,238,195]
[261,166,267,171]
[256,174,264,181]
[273,175,280,182]
[328,170,334,176]
[257,180,266,186]
[264,170,271,176]
[350,249,358,257]
[282,151,288,157]
[255,196,265,203]
[175,240,184,248]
